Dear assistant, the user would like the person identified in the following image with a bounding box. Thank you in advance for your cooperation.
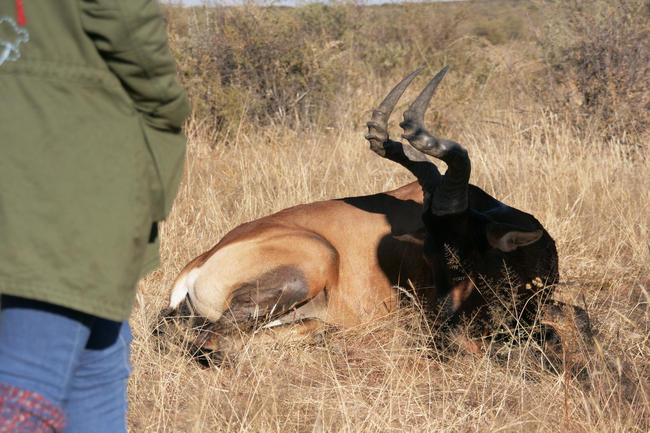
[0,0,189,431]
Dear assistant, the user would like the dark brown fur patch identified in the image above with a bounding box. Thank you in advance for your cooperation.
[219,265,309,327]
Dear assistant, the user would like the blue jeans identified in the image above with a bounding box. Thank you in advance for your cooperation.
[0,295,132,433]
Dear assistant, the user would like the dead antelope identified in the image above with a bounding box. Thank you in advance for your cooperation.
[159,67,560,357]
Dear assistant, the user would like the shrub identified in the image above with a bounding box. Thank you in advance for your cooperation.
[535,0,649,144]
[162,0,646,148]
[164,4,351,134]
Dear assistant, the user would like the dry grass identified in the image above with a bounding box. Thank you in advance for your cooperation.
[128,2,649,431]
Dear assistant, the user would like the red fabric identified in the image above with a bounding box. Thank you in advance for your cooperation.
[0,384,66,433]
[16,0,26,27]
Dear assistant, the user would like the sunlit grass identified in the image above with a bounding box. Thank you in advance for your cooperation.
[128,1,648,431]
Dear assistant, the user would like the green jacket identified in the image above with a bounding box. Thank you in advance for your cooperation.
[0,0,189,320]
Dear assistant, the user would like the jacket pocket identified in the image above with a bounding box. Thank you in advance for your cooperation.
[139,119,187,221]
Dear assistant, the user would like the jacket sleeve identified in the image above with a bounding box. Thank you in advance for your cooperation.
[80,0,190,131]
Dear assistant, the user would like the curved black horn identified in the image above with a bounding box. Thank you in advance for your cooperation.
[375,67,424,120]
[365,69,443,197]
[366,68,423,156]
[399,66,470,215]
[400,65,449,141]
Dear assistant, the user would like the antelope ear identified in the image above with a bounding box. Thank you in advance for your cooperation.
[392,227,426,246]
[486,222,543,252]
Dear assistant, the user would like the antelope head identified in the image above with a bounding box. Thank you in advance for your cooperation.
[366,67,559,329]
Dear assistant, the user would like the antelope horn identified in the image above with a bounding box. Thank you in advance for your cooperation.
[399,66,470,215]
[366,68,423,156]
[400,65,449,140]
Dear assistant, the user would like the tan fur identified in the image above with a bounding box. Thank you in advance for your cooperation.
[450,279,475,312]
[169,182,425,335]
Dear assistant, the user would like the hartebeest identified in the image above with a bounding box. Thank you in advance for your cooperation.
[159,67,559,355]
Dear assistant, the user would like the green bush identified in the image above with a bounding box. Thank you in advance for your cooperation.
[162,0,646,146]
[536,0,649,143]
[163,1,514,134]
[165,4,351,133]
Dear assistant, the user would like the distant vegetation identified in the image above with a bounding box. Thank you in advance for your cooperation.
[163,0,648,145]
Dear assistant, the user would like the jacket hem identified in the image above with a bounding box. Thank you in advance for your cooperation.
[0,277,134,322]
